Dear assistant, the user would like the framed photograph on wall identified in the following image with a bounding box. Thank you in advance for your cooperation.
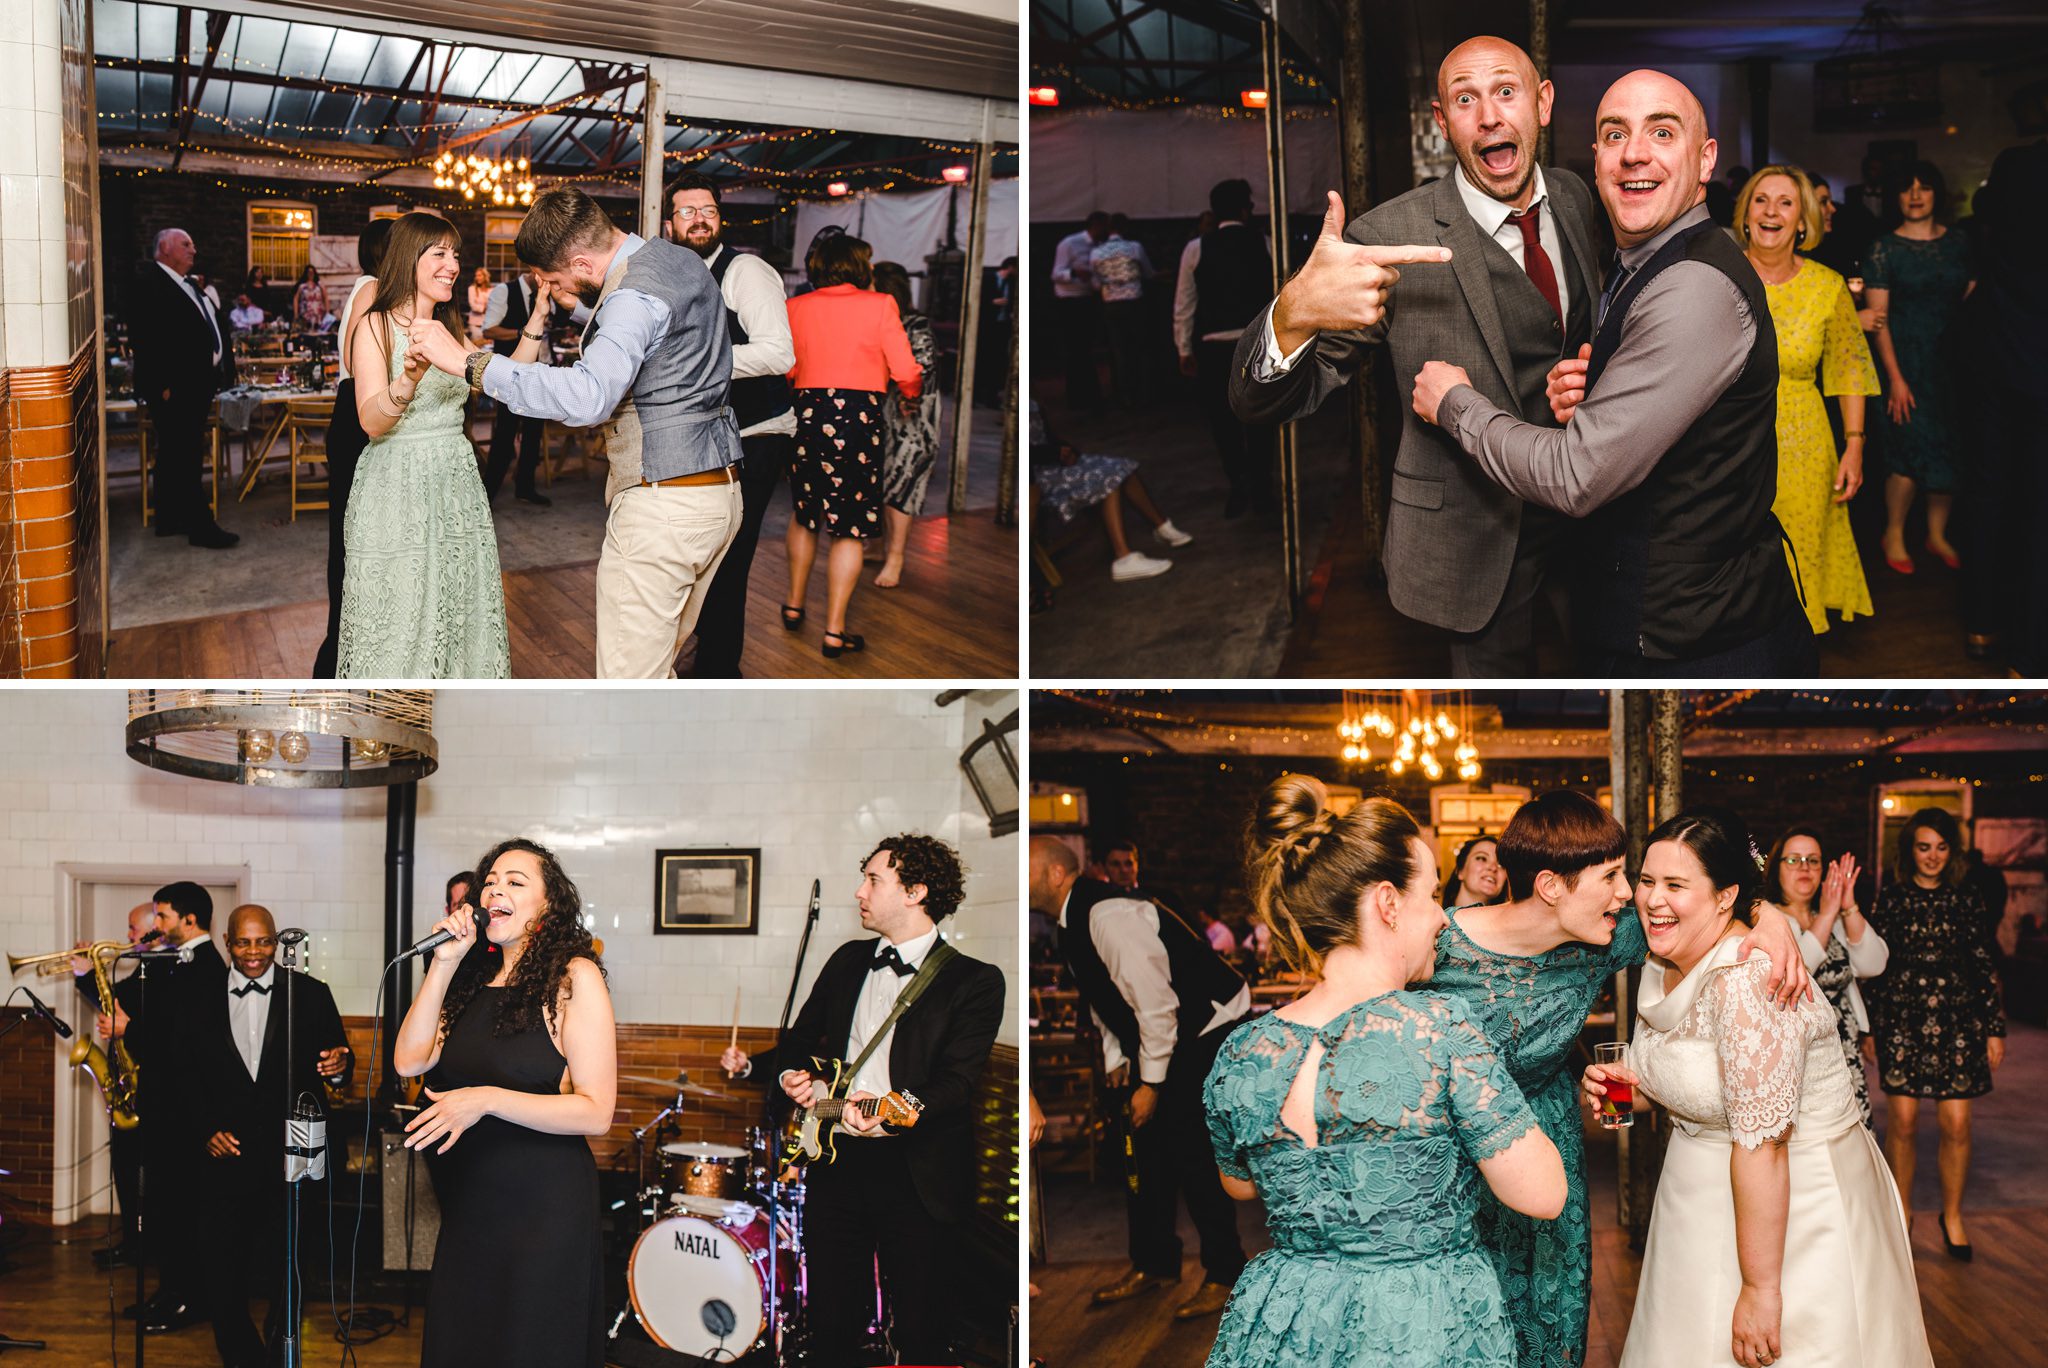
[654,848,761,935]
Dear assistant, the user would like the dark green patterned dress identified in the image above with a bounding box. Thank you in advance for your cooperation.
[1428,907,1649,1368]
[1202,992,1539,1368]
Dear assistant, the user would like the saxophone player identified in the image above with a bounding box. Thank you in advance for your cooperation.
[67,902,161,1270]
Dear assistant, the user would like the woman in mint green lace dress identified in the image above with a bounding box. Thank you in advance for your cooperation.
[338,211,510,678]
[1428,790,1808,1368]
[1206,778,1565,1368]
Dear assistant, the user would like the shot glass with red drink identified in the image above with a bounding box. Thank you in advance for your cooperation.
[1594,1041,1634,1129]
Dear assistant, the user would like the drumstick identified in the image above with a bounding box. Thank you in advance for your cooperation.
[728,985,741,1054]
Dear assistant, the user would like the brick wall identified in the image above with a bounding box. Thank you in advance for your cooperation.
[1034,750,2045,921]
[0,1007,57,1220]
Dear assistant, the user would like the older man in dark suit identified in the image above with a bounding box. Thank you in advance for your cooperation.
[1229,36,1602,676]
[127,227,238,549]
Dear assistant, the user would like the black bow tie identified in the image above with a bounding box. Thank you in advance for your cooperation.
[234,980,269,997]
[872,945,915,978]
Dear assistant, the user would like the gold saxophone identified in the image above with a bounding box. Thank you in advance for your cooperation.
[8,943,142,1130]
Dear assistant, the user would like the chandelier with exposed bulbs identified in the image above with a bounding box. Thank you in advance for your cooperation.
[433,151,536,206]
[1336,692,1481,782]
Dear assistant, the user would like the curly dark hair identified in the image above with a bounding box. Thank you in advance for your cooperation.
[866,834,966,921]
[438,838,605,1040]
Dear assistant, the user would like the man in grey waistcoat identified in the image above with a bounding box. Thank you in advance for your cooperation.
[1228,36,1603,676]
[408,186,742,678]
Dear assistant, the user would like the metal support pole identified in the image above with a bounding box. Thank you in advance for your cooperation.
[639,63,665,240]
[1608,689,1652,1233]
[948,108,995,515]
[1262,17,1302,608]
[997,299,1019,528]
[1530,0,1552,167]
[379,781,417,1110]
[1339,0,1382,567]
[1650,690,1683,829]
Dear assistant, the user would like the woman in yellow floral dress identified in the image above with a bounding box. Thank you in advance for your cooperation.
[1734,165,1881,633]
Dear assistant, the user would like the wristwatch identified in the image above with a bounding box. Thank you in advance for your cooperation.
[464,349,493,390]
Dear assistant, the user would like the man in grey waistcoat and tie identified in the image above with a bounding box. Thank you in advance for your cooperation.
[408,187,742,677]
[1228,36,1602,677]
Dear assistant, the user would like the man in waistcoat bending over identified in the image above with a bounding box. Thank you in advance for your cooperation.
[1412,69,1816,676]
[408,187,742,678]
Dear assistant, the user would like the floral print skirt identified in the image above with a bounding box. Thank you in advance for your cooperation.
[790,387,886,540]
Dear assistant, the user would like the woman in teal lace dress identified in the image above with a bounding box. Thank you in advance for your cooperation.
[1427,790,1809,1368]
[338,211,511,678]
[1205,777,1566,1368]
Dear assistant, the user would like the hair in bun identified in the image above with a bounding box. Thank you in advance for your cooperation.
[1246,774,1422,975]
[1643,806,1762,924]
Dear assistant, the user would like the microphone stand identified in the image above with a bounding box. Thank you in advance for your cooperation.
[116,942,190,1368]
[278,931,305,1368]
[763,878,822,1366]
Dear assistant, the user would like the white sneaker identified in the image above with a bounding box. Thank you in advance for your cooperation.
[1153,519,1193,548]
[1111,551,1173,581]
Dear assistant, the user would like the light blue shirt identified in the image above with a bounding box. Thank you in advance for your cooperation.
[479,235,669,428]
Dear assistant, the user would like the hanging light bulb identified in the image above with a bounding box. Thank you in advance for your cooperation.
[240,729,274,763]
[278,731,310,765]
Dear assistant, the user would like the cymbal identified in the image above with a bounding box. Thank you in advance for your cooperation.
[620,1073,735,1101]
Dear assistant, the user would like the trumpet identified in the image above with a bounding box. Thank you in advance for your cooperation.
[8,941,142,1130]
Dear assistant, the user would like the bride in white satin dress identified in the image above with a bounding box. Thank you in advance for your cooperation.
[1583,809,1932,1368]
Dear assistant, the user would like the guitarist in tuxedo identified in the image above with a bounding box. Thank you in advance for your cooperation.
[720,834,1006,1368]
[126,227,239,548]
[183,904,351,1368]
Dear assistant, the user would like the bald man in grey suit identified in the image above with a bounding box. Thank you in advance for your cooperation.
[1229,37,1602,676]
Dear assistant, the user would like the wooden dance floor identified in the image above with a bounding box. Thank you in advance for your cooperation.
[1030,1021,2048,1368]
[106,508,1018,679]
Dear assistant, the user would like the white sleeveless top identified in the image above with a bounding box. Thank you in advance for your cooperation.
[336,275,377,383]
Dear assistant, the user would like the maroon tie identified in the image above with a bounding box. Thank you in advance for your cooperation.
[1508,207,1562,326]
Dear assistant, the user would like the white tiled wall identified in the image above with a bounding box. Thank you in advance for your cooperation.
[0,688,1019,1045]
[0,0,92,369]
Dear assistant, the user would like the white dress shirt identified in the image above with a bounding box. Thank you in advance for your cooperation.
[227,963,275,1080]
[830,925,940,1138]
[1059,888,1252,1086]
[1051,229,1099,299]
[705,245,798,437]
[158,260,223,365]
[1258,166,1566,378]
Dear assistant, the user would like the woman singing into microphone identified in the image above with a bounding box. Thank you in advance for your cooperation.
[394,838,616,1367]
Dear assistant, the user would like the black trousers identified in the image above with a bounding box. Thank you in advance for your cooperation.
[1448,503,1575,677]
[311,377,367,678]
[143,387,214,531]
[1100,300,1149,408]
[1956,367,2048,675]
[802,1139,952,1368]
[142,1125,205,1309]
[1126,1019,1246,1286]
[203,1157,289,1367]
[109,1123,141,1246]
[483,401,545,499]
[1196,340,1274,507]
[1584,604,1818,677]
[1054,295,1102,409]
[689,430,792,677]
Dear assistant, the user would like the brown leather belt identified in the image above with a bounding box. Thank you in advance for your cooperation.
[640,466,738,488]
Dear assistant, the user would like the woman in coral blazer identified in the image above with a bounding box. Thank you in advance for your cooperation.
[782,234,923,657]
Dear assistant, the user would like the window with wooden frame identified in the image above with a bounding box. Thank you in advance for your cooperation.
[247,202,316,278]
[484,212,523,279]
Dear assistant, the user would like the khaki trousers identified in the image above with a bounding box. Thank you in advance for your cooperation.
[594,480,742,678]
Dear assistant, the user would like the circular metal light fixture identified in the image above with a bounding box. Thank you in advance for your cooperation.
[126,690,438,788]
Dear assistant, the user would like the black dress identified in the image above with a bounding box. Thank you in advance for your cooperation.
[420,986,603,1367]
[1866,882,2007,1100]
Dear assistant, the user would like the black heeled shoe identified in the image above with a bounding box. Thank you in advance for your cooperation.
[1940,1213,1973,1262]
[780,604,805,631]
[822,630,865,658]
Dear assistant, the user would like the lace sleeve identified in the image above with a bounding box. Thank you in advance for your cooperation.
[1711,958,1808,1149]
[1441,1002,1540,1162]
[1202,1021,1263,1179]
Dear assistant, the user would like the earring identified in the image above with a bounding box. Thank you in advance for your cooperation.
[1796,225,1807,244]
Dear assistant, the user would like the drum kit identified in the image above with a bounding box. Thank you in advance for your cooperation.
[611,1071,832,1365]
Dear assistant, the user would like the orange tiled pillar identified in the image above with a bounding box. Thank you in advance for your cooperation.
[0,0,103,677]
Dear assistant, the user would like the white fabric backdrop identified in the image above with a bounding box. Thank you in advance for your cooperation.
[1030,108,1342,220]
[790,179,1018,278]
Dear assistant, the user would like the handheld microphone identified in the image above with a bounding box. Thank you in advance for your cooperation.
[20,986,72,1039]
[399,903,487,961]
[135,928,165,947]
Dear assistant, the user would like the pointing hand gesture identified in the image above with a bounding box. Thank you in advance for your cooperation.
[1271,191,1452,356]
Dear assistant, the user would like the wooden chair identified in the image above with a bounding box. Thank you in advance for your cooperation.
[138,417,223,527]
[539,420,602,487]
[284,397,334,521]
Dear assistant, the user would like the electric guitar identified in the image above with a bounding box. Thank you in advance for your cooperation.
[780,1056,924,1169]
